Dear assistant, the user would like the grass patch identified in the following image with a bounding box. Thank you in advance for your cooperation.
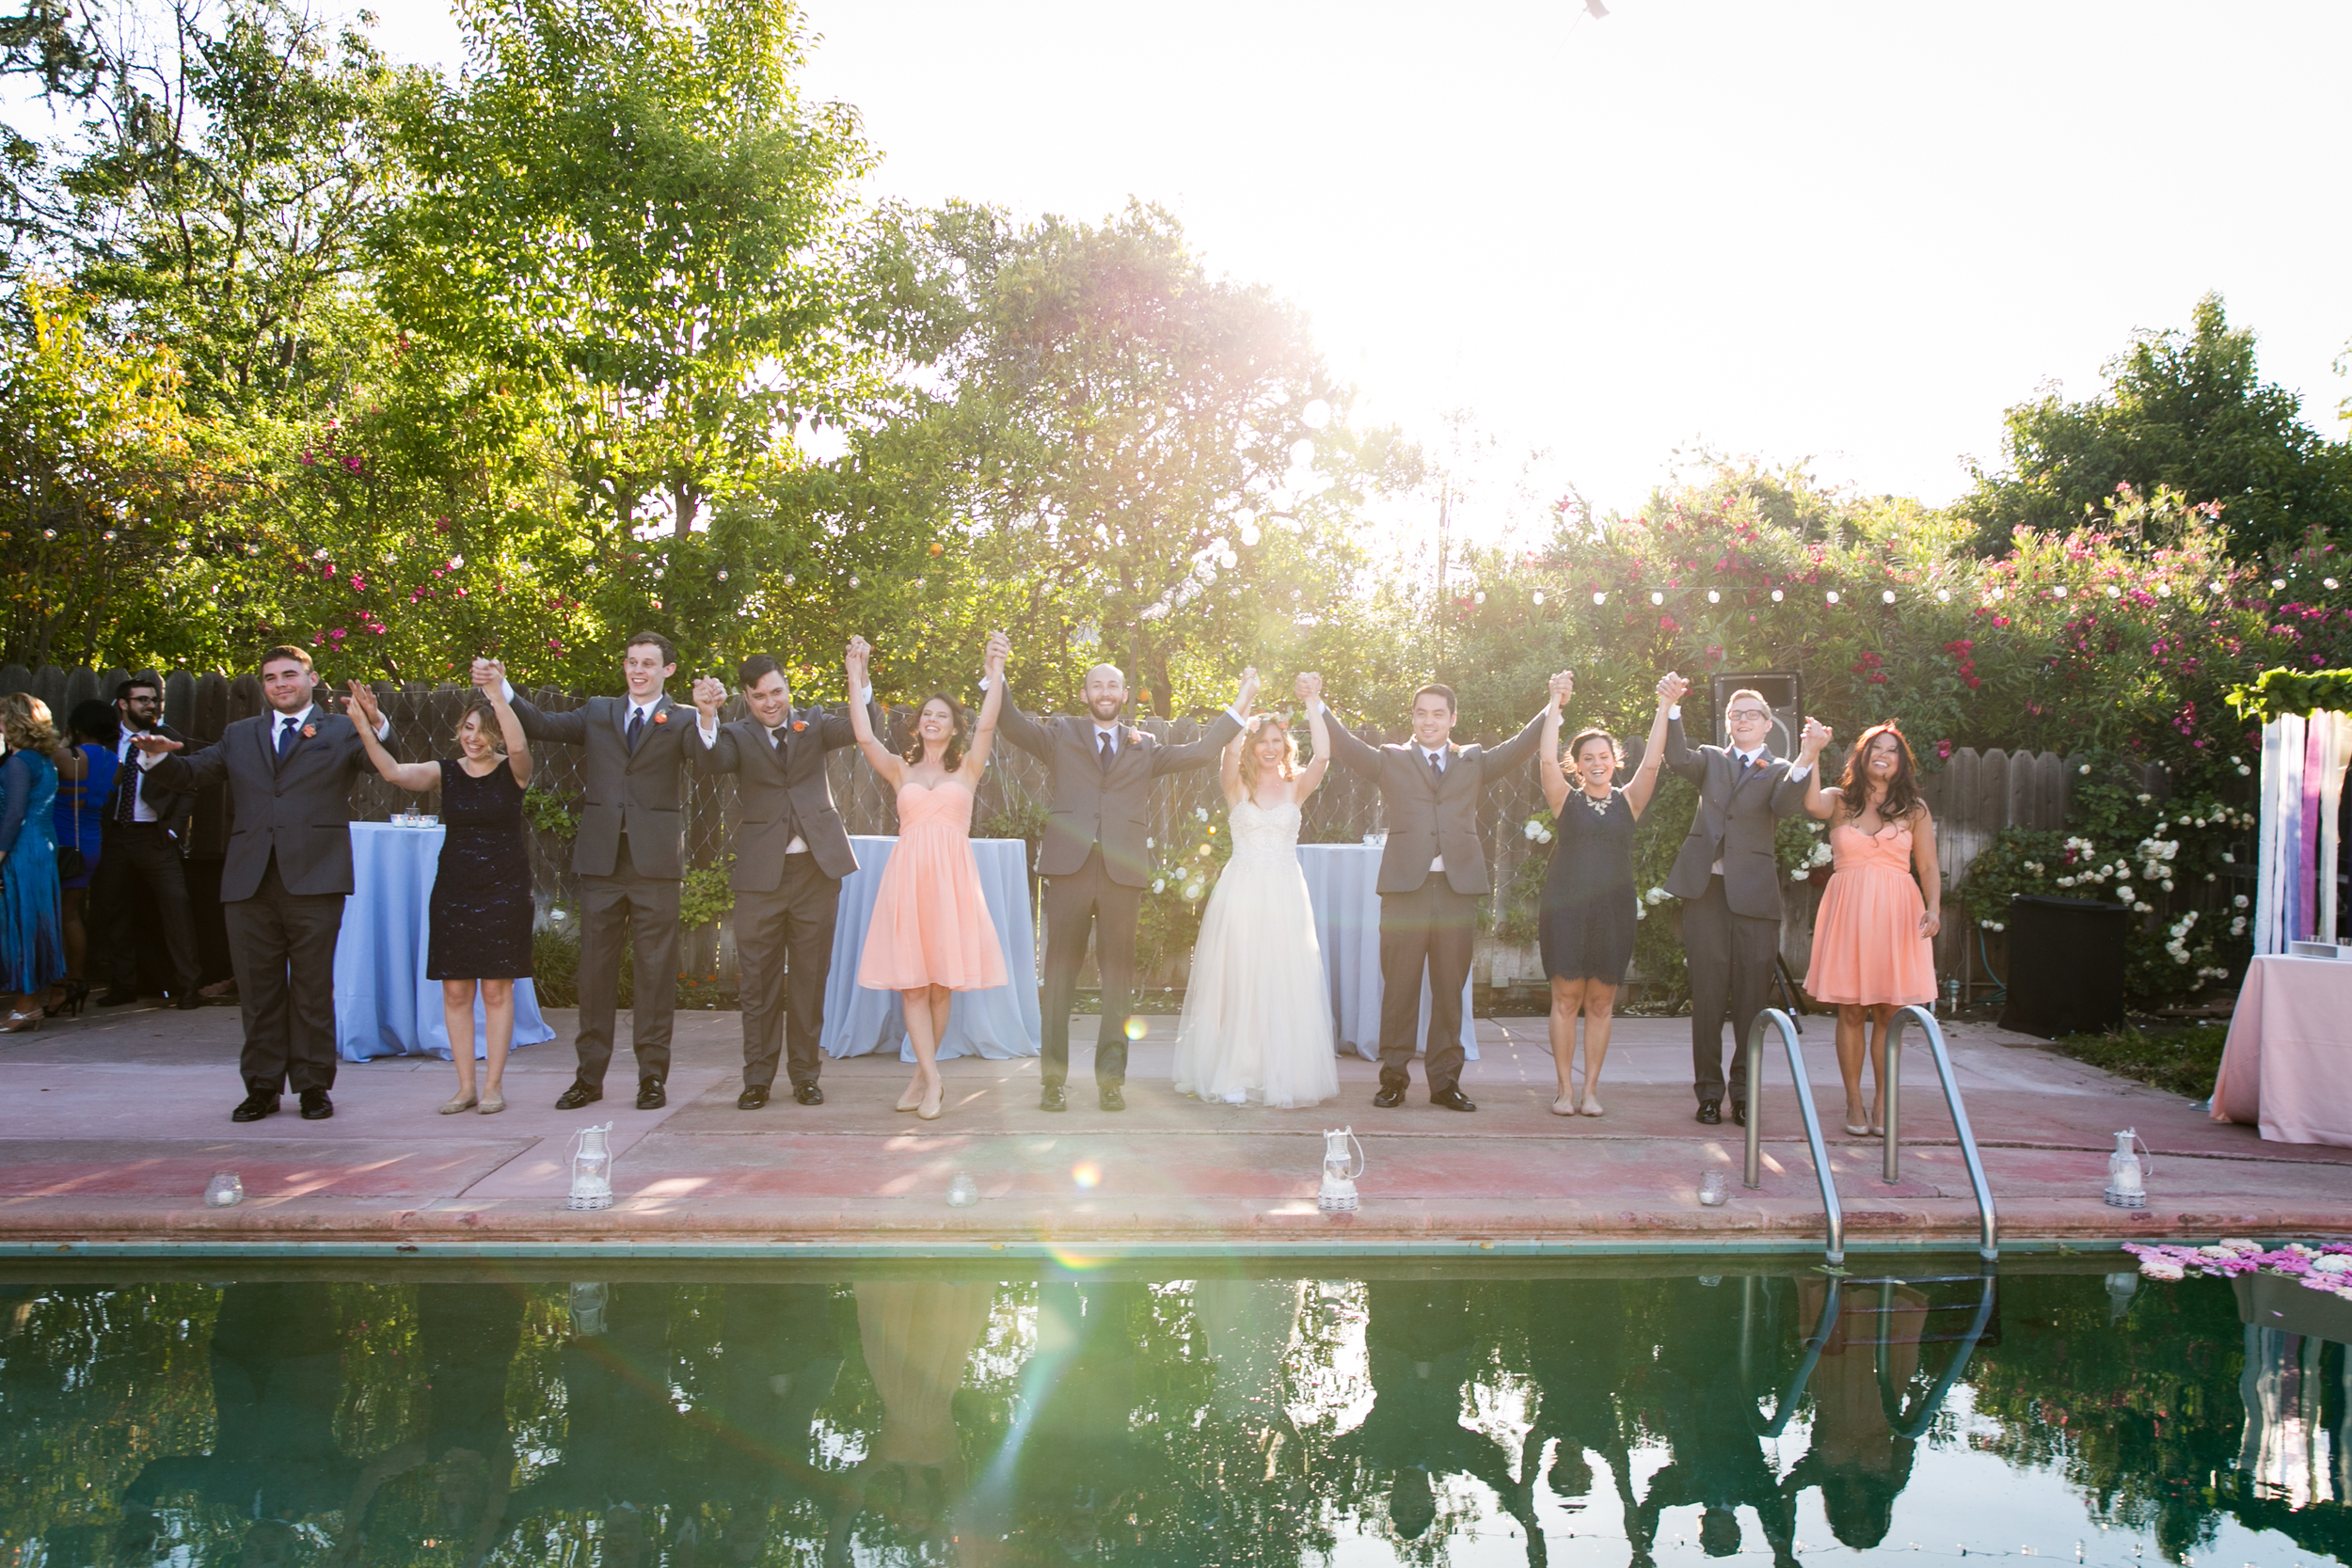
[2045,1022,2227,1099]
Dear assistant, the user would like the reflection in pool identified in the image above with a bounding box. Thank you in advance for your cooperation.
[2,1262,2346,1565]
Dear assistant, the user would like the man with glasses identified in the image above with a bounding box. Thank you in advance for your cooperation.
[91,674,201,1009]
[1660,676,1825,1125]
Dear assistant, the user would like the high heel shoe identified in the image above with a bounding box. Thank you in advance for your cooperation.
[439,1089,479,1115]
[43,981,88,1019]
[916,1077,945,1121]
[896,1082,924,1113]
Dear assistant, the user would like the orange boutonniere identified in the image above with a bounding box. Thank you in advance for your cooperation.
[300,724,317,738]
[1125,727,1143,747]
[653,710,669,724]
[791,719,807,732]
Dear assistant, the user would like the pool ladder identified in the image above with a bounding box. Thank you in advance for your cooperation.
[1740,1003,1998,1266]
[1738,1267,1999,1437]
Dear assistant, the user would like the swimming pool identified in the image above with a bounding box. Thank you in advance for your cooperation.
[2,1257,2344,1565]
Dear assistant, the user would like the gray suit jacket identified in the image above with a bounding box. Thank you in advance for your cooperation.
[143,709,372,900]
[998,696,1242,887]
[1324,712,1547,895]
[690,703,878,888]
[511,692,694,881]
[1660,716,1807,919]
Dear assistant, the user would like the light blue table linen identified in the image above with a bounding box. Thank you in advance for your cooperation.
[821,835,1041,1062]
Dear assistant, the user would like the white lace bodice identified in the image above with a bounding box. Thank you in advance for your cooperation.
[1227,796,1302,864]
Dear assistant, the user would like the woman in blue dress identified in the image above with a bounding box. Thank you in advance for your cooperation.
[45,699,118,1018]
[1,693,83,1031]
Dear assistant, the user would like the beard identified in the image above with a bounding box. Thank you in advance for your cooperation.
[1088,696,1123,722]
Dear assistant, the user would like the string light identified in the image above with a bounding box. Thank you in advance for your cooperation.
[1825,590,1839,605]
[1532,591,1545,605]
[1770,589,1784,603]
[1881,589,1896,605]
[1592,591,1607,606]
[1707,589,1720,604]
[2272,578,2287,591]
[2052,585,2068,597]
[2156,583,2170,597]
[1936,589,1950,603]
[1649,591,1664,606]
[1989,587,2004,602]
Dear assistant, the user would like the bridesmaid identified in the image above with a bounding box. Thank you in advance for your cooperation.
[348,673,536,1115]
[1799,721,1940,1136]
[846,633,1009,1120]
[0,694,79,1031]
[1533,673,1671,1117]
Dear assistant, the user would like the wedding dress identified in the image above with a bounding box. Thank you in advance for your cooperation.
[1171,797,1339,1107]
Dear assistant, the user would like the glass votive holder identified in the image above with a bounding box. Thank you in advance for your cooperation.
[1697,1170,1729,1207]
[204,1171,243,1208]
[946,1173,980,1209]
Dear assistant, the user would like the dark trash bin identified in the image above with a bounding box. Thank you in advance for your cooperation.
[1998,895,2128,1038]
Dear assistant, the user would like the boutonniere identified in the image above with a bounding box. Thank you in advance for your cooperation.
[791,719,807,732]
[300,724,317,739]
[1125,727,1143,747]
[653,710,669,724]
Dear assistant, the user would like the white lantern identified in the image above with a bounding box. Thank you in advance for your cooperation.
[567,1121,616,1210]
[568,1281,609,1336]
[2103,1129,2150,1209]
[1318,1127,1365,1212]
[204,1171,244,1208]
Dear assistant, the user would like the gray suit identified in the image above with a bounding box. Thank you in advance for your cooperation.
[999,696,1242,1087]
[691,703,875,1090]
[144,705,374,1095]
[1324,711,1546,1092]
[511,691,696,1087]
[1660,716,1808,1103]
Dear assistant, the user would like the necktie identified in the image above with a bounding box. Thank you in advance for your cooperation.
[1098,732,1114,770]
[627,707,645,752]
[112,742,138,824]
[276,716,299,760]
[768,726,783,751]
[1429,751,1444,784]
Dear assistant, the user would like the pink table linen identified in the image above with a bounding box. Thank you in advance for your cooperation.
[2213,954,2352,1147]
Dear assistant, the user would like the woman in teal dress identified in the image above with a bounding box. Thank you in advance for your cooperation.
[0,693,74,1031]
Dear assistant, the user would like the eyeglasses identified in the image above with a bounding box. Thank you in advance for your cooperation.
[1727,708,1771,722]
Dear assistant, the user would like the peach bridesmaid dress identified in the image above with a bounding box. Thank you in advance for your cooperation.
[1805,821,1936,1006]
[856,780,1008,992]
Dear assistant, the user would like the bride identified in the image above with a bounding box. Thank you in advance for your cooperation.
[1170,701,1340,1108]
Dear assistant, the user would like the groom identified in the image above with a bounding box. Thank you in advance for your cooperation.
[994,640,1256,1112]
[1306,671,1569,1111]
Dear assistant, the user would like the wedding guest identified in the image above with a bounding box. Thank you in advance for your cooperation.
[134,644,389,1121]
[1780,1276,1927,1549]
[1799,721,1941,1136]
[44,698,118,1018]
[1170,699,1340,1108]
[347,674,536,1116]
[0,694,78,1032]
[484,633,695,1112]
[1304,670,1568,1112]
[996,647,1252,1113]
[687,651,882,1110]
[1660,677,1821,1127]
[846,634,1011,1120]
[91,673,200,1009]
[1534,673,1673,1117]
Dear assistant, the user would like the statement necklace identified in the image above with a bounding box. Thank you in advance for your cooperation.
[1578,785,1613,816]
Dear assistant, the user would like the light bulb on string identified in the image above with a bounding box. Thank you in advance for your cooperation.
[2272,578,2287,591]
[1825,591,1839,606]
[1533,590,1546,605]
[2052,584,2067,597]
[1592,591,1607,607]
[1935,589,1950,603]
[1881,589,1896,605]
[1770,589,1784,603]
[1649,591,1664,606]
[1706,589,1720,605]
[1473,590,1486,604]
[1989,587,2003,602]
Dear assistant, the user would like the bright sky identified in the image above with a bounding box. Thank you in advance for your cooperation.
[350,1,2352,541]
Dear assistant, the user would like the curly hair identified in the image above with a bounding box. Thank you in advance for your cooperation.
[0,692,63,759]
[899,692,967,772]
[1237,712,1295,794]
[1836,722,1923,823]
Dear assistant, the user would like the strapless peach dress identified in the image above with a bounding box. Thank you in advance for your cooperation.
[856,780,1008,992]
[1804,822,1936,1006]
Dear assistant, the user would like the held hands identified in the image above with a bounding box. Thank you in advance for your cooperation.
[342,680,382,731]
[1546,670,1574,712]
[1294,672,1323,710]
[844,635,871,682]
[691,674,728,719]
[984,630,1009,681]
[1799,716,1832,761]
[469,657,504,690]
[1656,672,1691,708]
[1236,666,1260,711]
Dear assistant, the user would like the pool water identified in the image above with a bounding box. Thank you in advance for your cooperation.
[2,1259,2345,1566]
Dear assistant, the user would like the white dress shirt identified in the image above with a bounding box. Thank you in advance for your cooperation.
[114,730,160,821]
[1416,740,1451,873]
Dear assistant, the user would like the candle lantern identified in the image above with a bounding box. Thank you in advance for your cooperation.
[2103,1129,2151,1209]
[1318,1127,1365,1213]
[204,1171,243,1208]
[566,1121,615,1211]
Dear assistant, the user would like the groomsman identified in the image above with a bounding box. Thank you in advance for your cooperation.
[995,645,1254,1112]
[91,673,200,1008]
[1657,674,1822,1125]
[1304,671,1566,1110]
[486,634,695,1111]
[687,653,880,1109]
[132,645,389,1120]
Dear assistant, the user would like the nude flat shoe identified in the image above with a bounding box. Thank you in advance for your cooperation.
[896,1083,924,1113]
[1550,1095,1578,1117]
[916,1078,945,1121]
[476,1092,505,1115]
[1581,1096,1605,1117]
[439,1090,478,1115]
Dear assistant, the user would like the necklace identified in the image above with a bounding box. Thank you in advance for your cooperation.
[1579,787,1613,816]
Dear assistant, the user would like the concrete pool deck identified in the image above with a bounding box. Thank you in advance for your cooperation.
[0,1000,2343,1254]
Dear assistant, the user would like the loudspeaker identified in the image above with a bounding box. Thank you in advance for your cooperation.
[1711,672,1804,759]
[1999,895,2128,1038]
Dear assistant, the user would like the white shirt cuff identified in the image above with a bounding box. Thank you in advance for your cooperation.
[697,716,719,744]
[858,683,873,706]
[1785,763,1810,783]
[1308,698,1327,717]
[1668,705,1682,721]
[372,717,390,740]
[1226,702,1248,725]
[501,678,515,702]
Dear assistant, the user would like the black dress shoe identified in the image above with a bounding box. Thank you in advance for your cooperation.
[298,1088,333,1120]
[171,992,203,1010]
[1730,1097,1747,1128]
[794,1083,823,1106]
[1099,1084,1126,1113]
[1430,1086,1477,1113]
[737,1085,770,1110]
[555,1081,603,1110]
[636,1077,666,1111]
[1695,1099,1722,1126]
[1373,1084,1406,1109]
[1040,1084,1067,1113]
[230,1090,278,1123]
[97,988,139,1007]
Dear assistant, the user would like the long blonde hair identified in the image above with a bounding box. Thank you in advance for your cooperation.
[0,693,64,761]
[1237,713,1296,795]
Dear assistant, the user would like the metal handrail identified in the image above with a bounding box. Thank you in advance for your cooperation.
[1880,1004,1999,1261]
[1739,1273,1844,1436]
[1873,1268,1999,1439]
[1741,1006,1846,1266]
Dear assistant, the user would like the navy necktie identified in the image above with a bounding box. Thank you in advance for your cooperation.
[276,716,299,760]
[627,707,645,752]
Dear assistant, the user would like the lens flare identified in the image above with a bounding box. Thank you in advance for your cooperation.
[1072,1160,1102,1190]
[1123,1015,1147,1041]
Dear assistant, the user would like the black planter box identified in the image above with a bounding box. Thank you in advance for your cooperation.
[1998,895,2129,1038]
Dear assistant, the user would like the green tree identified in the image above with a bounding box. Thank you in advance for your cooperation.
[1963,293,2352,559]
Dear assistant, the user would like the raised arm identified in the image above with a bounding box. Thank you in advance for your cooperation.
[344,681,440,793]
[1299,673,1380,776]
[1537,682,1569,816]
[1796,719,1837,820]
[1912,803,1942,940]
[1656,672,1704,781]
[685,673,740,776]
[1146,666,1255,776]
[475,657,585,745]
[1774,717,1827,819]
[987,632,1054,761]
[480,666,534,788]
[1295,703,1332,800]
[961,632,1008,779]
[133,730,225,796]
[1220,725,1246,806]
[1481,700,1554,777]
[842,636,904,786]
[1623,676,1677,819]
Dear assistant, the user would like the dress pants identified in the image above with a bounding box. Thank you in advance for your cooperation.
[1040,847,1142,1087]
[733,853,840,1091]
[1683,874,1780,1104]
[1376,878,1477,1093]
[573,833,682,1087]
[221,852,342,1095]
[90,821,198,996]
